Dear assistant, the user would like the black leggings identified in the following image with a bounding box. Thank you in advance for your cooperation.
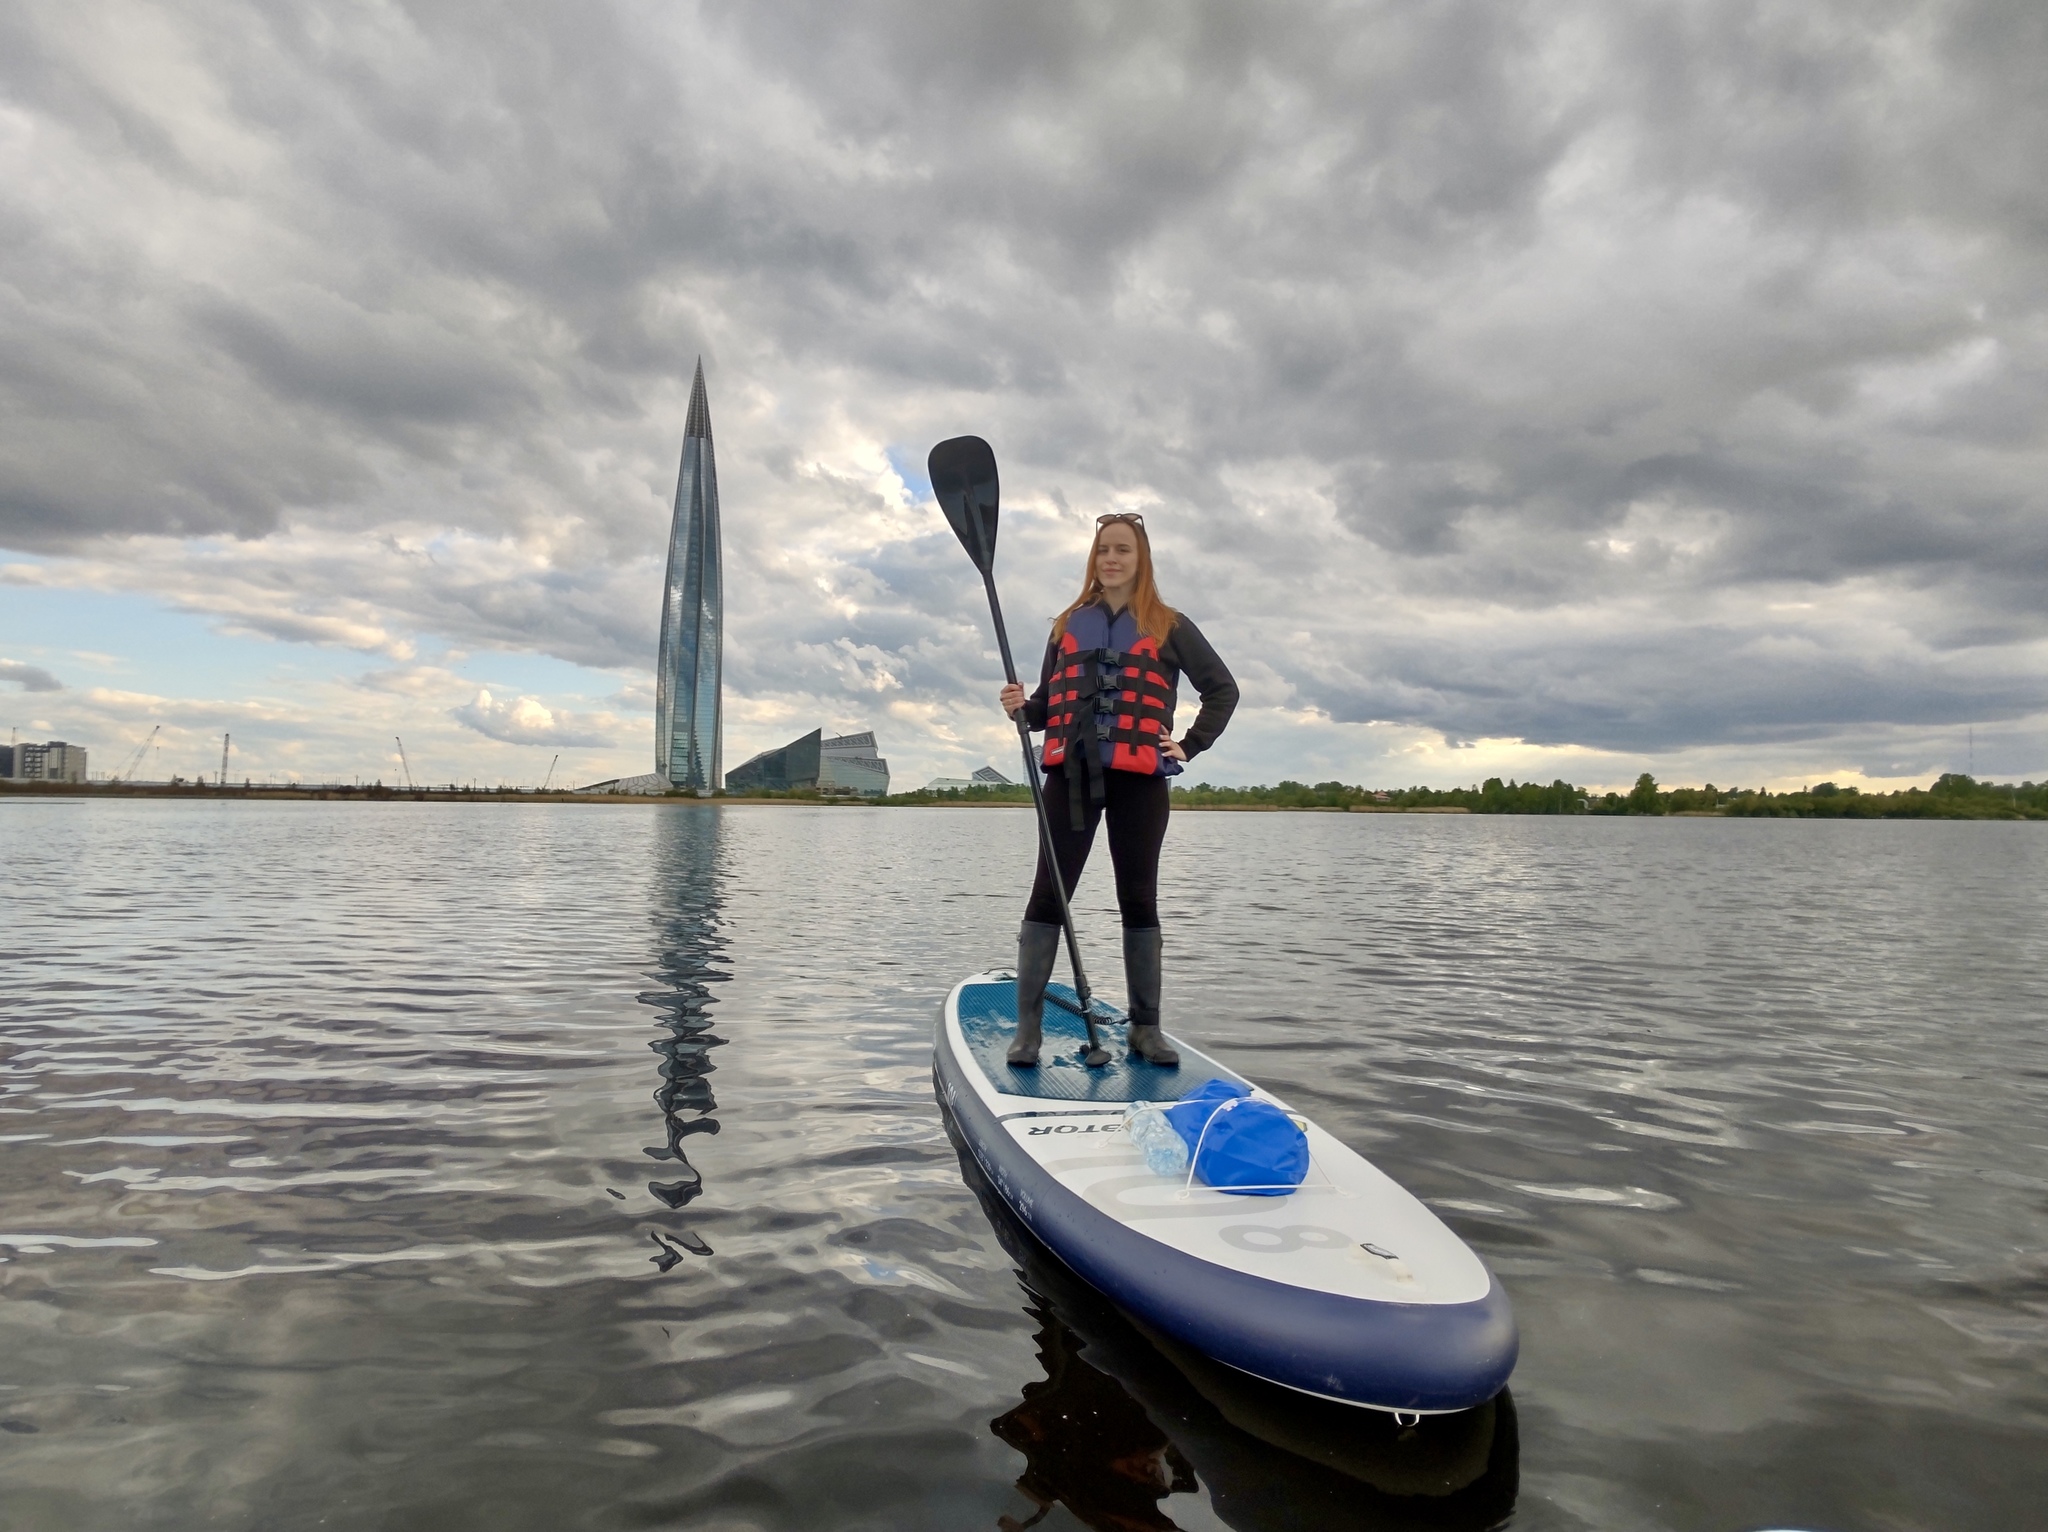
[1024,766,1170,930]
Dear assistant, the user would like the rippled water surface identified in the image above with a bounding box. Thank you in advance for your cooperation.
[2,800,2044,1531]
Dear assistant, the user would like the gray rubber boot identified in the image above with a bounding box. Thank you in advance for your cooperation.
[1123,926,1179,1067]
[1009,921,1062,1066]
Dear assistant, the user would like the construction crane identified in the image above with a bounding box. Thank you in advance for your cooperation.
[394,736,415,791]
[111,724,161,784]
[219,733,231,788]
[541,753,559,792]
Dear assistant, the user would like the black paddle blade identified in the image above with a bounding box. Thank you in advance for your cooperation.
[928,435,1000,570]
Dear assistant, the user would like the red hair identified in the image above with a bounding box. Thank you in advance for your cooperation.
[1052,515,1178,643]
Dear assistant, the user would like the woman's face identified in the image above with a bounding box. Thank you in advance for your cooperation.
[1094,523,1141,593]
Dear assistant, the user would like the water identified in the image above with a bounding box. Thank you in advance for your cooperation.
[1,800,2044,1531]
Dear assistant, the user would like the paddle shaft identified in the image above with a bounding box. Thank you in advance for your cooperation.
[975,565,1108,1059]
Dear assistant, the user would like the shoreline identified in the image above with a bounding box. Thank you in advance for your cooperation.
[1,782,1478,811]
[4,782,2036,819]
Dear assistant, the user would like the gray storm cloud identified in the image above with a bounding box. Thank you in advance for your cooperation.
[0,659,65,692]
[1,0,2044,779]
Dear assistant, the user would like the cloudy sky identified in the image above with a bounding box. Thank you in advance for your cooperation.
[3,0,2044,792]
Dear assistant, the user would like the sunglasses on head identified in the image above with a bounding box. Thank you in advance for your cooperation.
[1095,512,1146,529]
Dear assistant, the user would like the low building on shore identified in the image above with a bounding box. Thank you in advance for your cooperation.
[573,772,672,795]
[724,729,889,796]
[920,764,1016,793]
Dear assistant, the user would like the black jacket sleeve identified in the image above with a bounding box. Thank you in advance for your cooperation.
[1019,635,1059,732]
[1163,616,1237,759]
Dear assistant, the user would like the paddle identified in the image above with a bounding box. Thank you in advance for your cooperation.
[929,434,1112,1069]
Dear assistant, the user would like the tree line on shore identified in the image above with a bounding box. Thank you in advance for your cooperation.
[1160,773,2046,819]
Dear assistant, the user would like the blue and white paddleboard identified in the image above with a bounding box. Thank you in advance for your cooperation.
[935,969,1519,1415]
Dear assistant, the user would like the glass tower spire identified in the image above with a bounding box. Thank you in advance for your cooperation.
[656,359,723,792]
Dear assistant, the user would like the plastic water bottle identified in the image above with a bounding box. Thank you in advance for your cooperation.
[1125,1106,1189,1179]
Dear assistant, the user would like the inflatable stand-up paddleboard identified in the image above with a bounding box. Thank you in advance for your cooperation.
[935,972,1518,1415]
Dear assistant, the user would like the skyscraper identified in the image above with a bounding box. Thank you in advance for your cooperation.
[655,360,723,792]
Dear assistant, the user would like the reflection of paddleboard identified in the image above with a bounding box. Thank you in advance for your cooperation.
[935,970,1518,1415]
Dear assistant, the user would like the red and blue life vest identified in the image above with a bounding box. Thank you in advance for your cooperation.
[1041,603,1177,781]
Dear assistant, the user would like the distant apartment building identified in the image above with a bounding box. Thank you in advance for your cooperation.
[9,740,87,782]
[724,729,890,796]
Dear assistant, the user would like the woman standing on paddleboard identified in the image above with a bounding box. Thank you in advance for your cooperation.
[997,513,1238,1069]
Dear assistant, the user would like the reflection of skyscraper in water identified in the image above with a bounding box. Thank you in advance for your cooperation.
[656,359,723,794]
[639,808,728,1269]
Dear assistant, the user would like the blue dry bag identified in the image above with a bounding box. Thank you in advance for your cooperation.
[1166,1079,1309,1196]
